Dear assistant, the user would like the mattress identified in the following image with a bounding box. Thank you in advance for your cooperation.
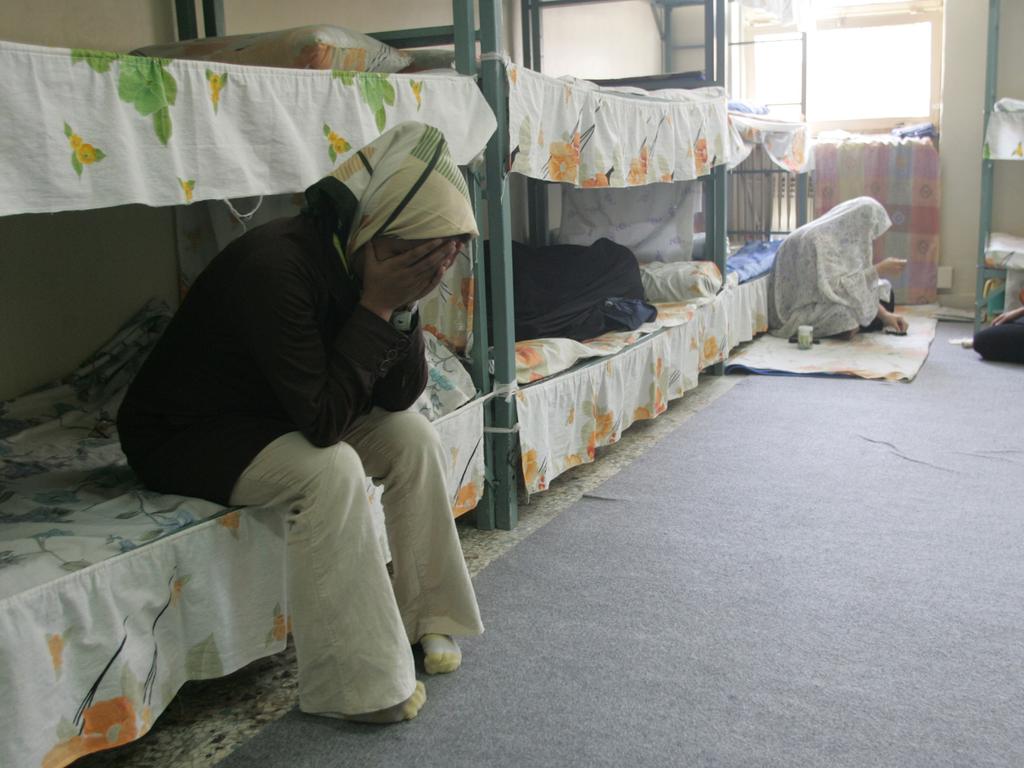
[0,303,485,768]
[516,276,768,494]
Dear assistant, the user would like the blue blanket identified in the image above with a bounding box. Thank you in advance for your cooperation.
[726,239,784,284]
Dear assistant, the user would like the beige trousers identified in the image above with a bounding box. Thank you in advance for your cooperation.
[229,408,484,716]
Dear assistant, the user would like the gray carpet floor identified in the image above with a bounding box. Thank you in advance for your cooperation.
[217,324,1024,768]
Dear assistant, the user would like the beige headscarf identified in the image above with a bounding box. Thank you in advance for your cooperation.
[306,121,478,259]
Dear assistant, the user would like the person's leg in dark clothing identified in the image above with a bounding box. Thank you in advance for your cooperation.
[974,318,1024,364]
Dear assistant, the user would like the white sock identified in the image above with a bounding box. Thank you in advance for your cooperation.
[420,633,461,675]
[341,682,426,724]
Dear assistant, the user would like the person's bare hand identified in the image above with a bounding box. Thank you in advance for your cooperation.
[359,238,459,320]
[876,258,908,281]
[992,306,1024,326]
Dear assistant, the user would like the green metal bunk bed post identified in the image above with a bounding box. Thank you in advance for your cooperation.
[478,0,519,530]
[175,0,223,39]
[706,0,727,376]
[975,0,1001,334]
[449,0,497,529]
[522,0,550,248]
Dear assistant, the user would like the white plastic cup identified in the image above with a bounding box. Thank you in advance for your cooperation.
[797,325,814,349]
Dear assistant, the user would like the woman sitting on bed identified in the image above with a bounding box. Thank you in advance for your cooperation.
[767,196,909,341]
[117,122,483,724]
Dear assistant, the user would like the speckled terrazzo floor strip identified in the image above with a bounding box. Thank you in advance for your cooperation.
[73,374,739,768]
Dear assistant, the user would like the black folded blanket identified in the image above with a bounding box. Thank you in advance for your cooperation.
[488,238,657,342]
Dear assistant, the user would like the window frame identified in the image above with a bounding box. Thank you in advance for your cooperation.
[733,0,944,135]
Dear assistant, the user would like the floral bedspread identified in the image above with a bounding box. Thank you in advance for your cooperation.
[514,301,710,384]
[507,64,730,187]
[0,40,496,216]
[0,302,485,768]
[516,277,768,495]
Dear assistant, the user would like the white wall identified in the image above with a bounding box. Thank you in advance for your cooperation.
[0,1,180,400]
[939,0,1024,310]
[540,1,661,80]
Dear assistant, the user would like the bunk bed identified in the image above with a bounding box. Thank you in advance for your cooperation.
[0,27,499,768]
[724,8,811,287]
[976,0,1023,331]
[493,0,774,501]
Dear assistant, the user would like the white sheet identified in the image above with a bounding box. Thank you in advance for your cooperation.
[0,40,496,216]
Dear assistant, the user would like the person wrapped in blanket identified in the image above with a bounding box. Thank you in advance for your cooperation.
[768,197,909,341]
[973,292,1024,364]
[117,122,483,723]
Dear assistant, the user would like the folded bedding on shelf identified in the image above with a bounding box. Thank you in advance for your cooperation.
[726,239,783,284]
[985,100,1024,160]
[132,25,412,72]
[985,232,1024,270]
[0,301,485,768]
[506,239,656,342]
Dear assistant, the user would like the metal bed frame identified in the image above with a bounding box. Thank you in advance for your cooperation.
[975,0,1008,333]
[173,0,727,531]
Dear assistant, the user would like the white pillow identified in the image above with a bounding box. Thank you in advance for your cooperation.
[558,181,699,262]
[640,261,723,303]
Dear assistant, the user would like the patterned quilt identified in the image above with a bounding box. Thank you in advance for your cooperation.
[813,135,940,305]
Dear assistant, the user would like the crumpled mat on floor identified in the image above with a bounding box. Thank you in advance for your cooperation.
[725,307,938,382]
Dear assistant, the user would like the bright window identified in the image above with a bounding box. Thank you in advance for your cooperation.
[806,21,934,124]
[734,1,943,133]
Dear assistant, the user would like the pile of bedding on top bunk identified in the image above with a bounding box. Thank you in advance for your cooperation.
[0,301,485,768]
[133,25,464,76]
[985,97,1024,160]
[133,25,413,72]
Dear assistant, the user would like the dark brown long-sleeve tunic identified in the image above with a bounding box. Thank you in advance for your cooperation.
[117,214,426,505]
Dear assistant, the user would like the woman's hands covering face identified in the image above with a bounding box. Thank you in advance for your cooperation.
[358,237,463,321]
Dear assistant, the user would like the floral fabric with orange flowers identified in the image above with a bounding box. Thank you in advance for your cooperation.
[507,64,730,188]
[0,301,486,768]
[516,278,769,494]
[0,40,495,216]
[727,111,813,174]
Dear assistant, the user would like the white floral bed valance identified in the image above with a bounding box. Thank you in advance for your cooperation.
[728,112,812,174]
[507,64,730,187]
[0,40,496,216]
